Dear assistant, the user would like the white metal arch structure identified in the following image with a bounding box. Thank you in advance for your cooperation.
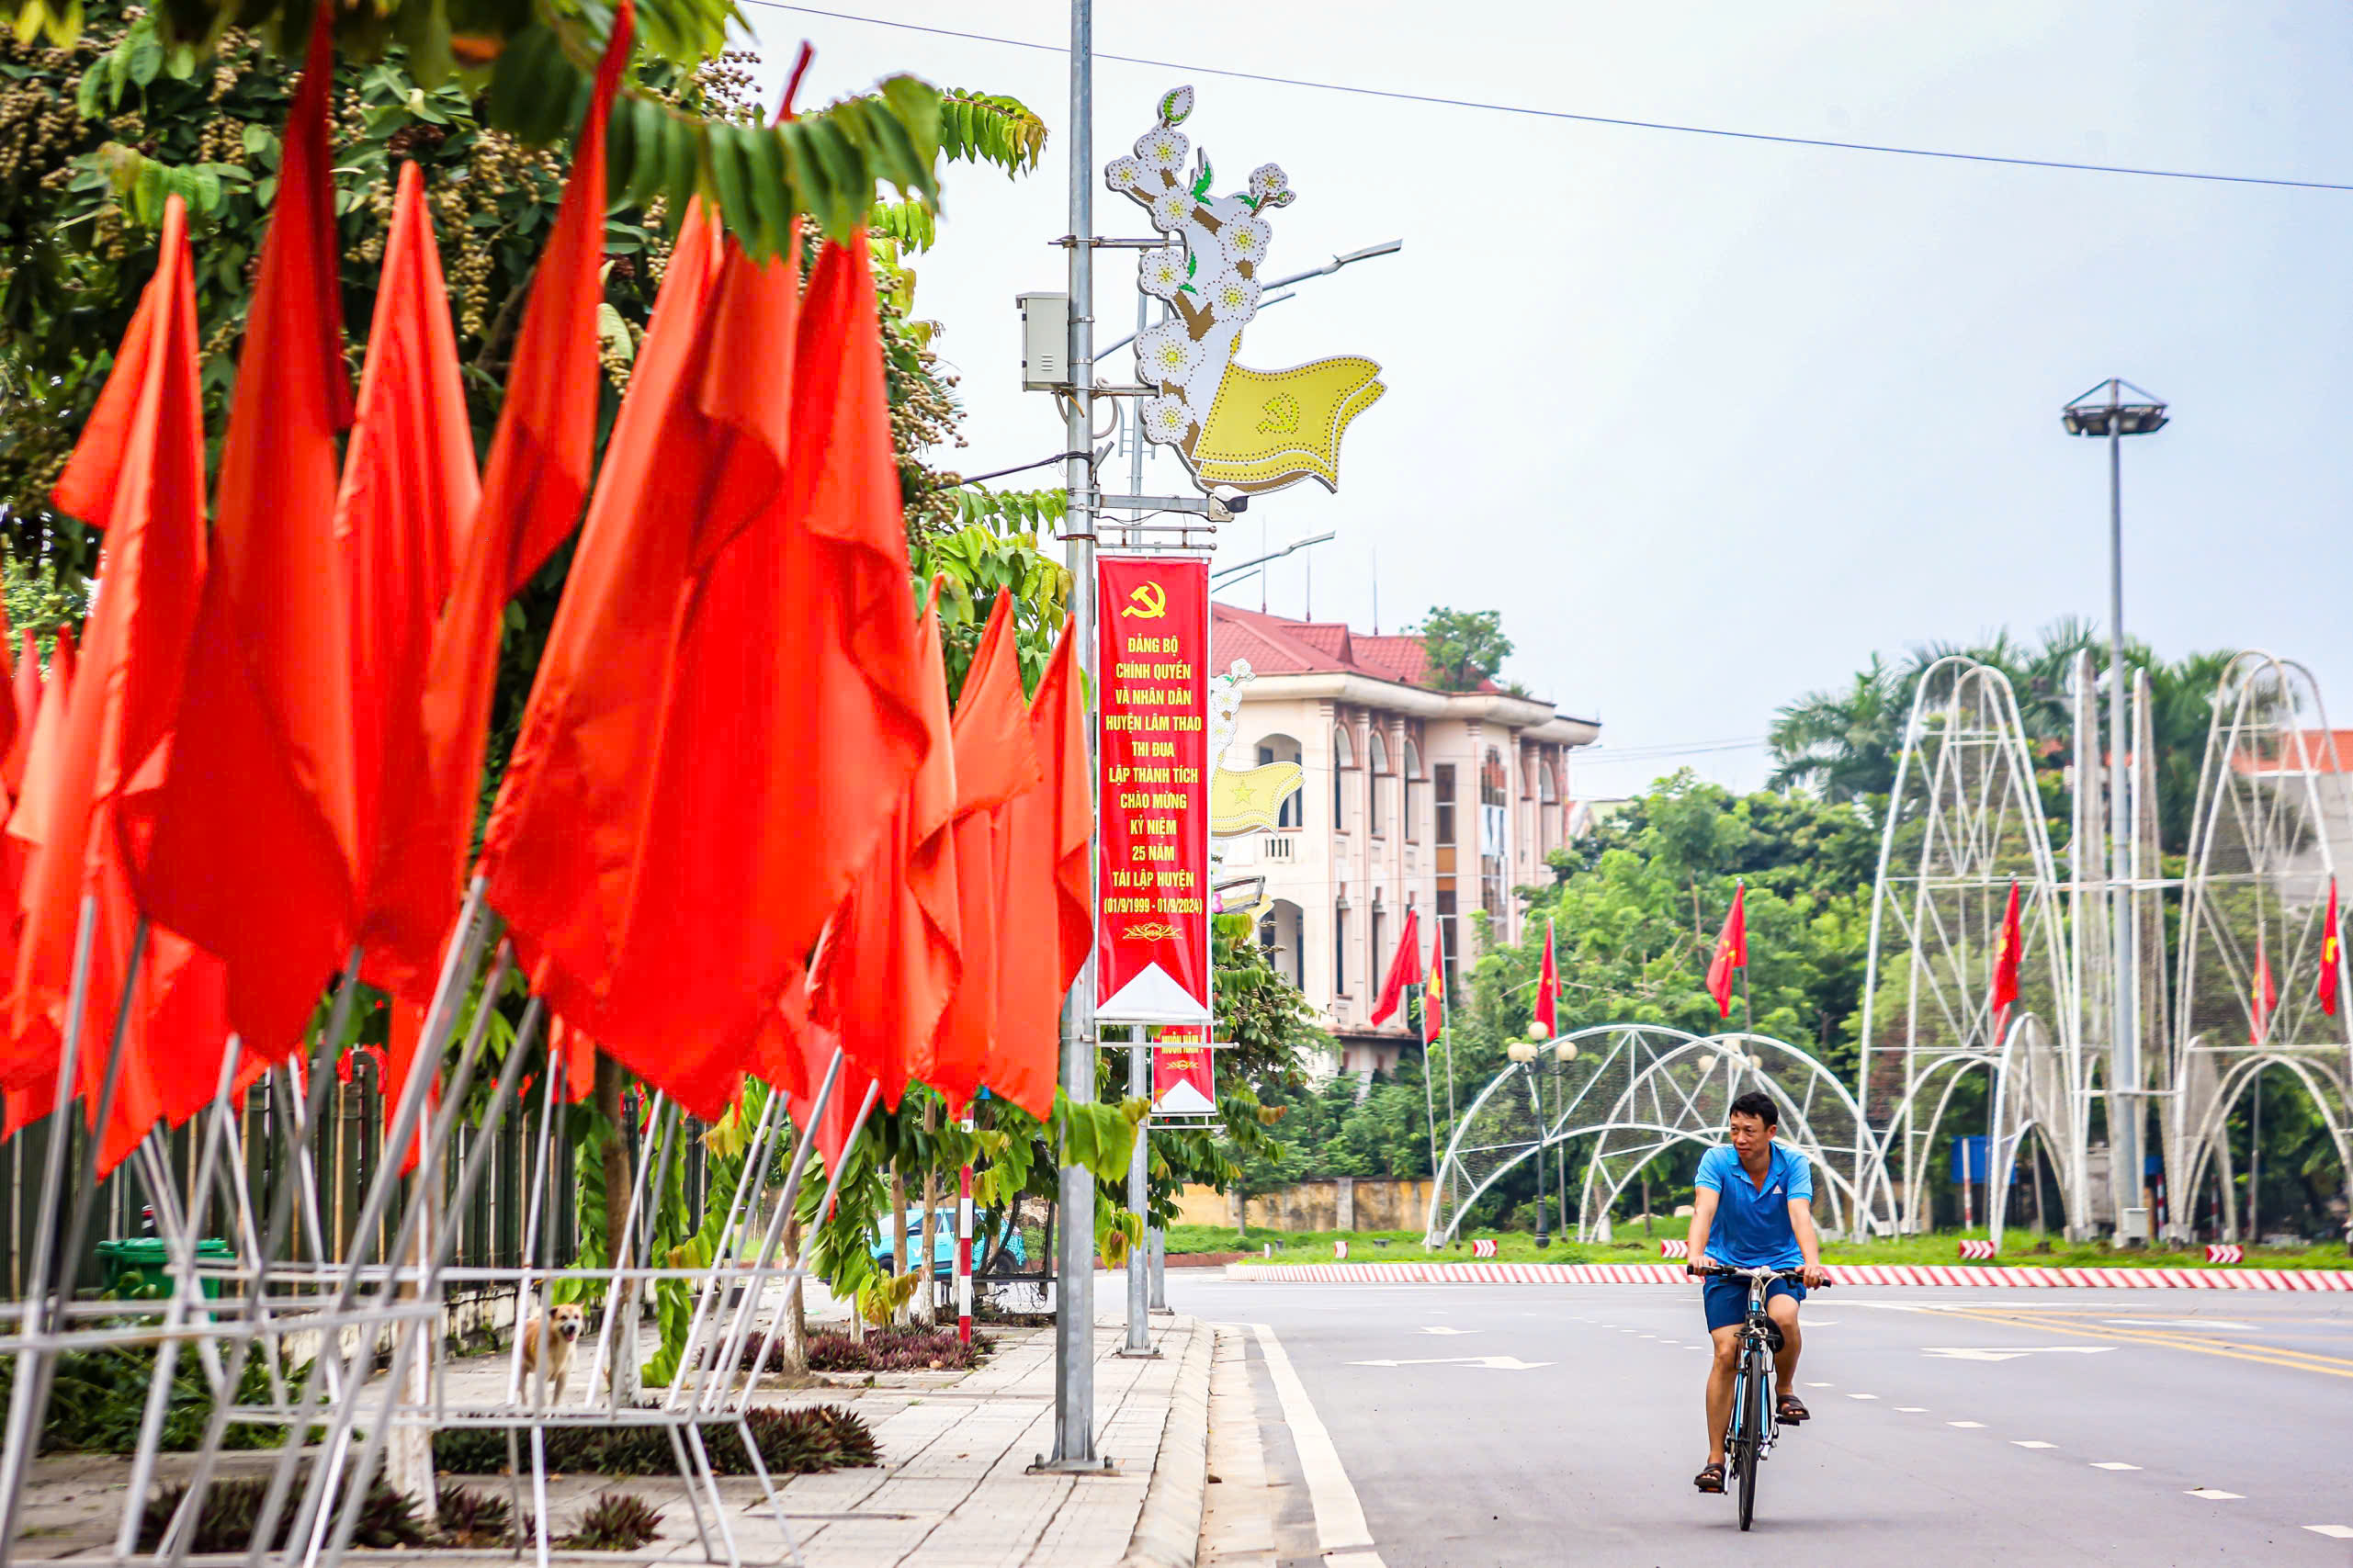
[2168,651,2353,1240]
[1420,1025,1894,1247]
[1985,1012,2080,1248]
[1856,657,2076,1233]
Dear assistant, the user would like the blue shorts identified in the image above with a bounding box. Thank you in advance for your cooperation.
[1703,1274,1806,1332]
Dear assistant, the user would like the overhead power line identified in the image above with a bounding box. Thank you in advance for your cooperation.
[751,2,2353,195]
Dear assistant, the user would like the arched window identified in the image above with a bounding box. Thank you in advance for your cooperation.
[1403,738,1423,843]
[1367,731,1389,836]
[1331,725,1354,829]
[1256,732,1304,829]
[1539,761,1559,803]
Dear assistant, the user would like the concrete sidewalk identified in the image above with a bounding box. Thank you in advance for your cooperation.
[13,1305,1214,1567]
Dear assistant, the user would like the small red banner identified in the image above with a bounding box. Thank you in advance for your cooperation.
[1096,555,1212,1022]
[1151,1027,1216,1116]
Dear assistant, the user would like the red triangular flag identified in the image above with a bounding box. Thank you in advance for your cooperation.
[1988,879,2022,1042]
[812,588,958,1110]
[1369,906,1421,1027]
[926,592,1041,1110]
[22,196,231,1171]
[1423,917,1447,1044]
[4,630,40,796]
[361,3,632,1006]
[342,159,480,940]
[2320,879,2341,1019]
[136,11,358,1064]
[382,998,438,1177]
[1704,884,1747,1020]
[2251,935,2277,1045]
[989,619,1090,1119]
[1,629,76,1138]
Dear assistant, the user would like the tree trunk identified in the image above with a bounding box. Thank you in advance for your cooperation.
[915,1101,940,1325]
[891,1163,911,1326]
[775,1212,809,1377]
[594,1053,639,1404]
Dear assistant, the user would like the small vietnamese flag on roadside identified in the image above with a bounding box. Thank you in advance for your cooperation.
[1988,879,2022,1042]
[1704,884,1747,1020]
[2320,879,2341,1018]
[1423,918,1447,1043]
[1535,916,1560,1038]
[1368,906,1420,1027]
[2251,934,2278,1045]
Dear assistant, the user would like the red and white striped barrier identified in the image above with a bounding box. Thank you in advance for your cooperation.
[1659,1239,1689,1259]
[1471,1238,1498,1258]
[2205,1244,2244,1265]
[1959,1239,1997,1260]
[1223,1261,2353,1290]
[956,1151,975,1346]
[1333,1240,1349,1259]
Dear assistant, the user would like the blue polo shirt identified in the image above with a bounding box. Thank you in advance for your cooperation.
[1695,1142,1813,1269]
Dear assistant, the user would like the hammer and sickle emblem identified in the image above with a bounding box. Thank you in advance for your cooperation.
[1126,582,1169,619]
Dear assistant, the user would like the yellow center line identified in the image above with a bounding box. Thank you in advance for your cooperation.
[1913,1305,2353,1380]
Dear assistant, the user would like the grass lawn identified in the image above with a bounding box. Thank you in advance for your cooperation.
[1166,1221,2351,1270]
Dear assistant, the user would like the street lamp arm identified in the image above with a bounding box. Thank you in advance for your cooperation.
[1210,530,1338,584]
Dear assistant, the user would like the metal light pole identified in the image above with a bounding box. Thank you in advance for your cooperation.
[2062,378,2167,1246]
[1050,0,1101,1468]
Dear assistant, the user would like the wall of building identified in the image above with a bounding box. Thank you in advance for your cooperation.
[1170,1178,1437,1234]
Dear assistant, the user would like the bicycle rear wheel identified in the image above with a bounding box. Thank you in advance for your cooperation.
[1736,1348,1768,1530]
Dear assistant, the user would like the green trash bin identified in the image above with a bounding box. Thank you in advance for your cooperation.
[96,1237,234,1300]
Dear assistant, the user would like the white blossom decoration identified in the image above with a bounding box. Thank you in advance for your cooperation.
[1248,164,1293,207]
[1136,124,1188,173]
[1219,215,1273,268]
[1205,271,1260,321]
[1142,395,1195,444]
[1135,323,1203,386]
[1148,187,1196,232]
[1104,155,1149,194]
[1158,85,1196,126]
[1137,245,1189,300]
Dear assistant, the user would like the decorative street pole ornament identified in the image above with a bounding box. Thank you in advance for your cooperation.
[1097,556,1213,1023]
[1149,1028,1220,1119]
[1106,85,1385,495]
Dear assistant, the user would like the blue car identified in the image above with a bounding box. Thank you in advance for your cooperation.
[871,1207,1026,1280]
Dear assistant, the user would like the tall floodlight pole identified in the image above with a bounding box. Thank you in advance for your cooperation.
[1050,0,1101,1469]
[2062,378,2167,1246]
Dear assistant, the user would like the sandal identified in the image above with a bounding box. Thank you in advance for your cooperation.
[1777,1393,1810,1424]
[1693,1461,1725,1494]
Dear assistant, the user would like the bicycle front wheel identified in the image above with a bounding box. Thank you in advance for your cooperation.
[1736,1348,1768,1530]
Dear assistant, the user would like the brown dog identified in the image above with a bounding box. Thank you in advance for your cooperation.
[520,1303,584,1404]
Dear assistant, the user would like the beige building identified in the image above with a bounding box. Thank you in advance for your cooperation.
[1211,606,1600,1079]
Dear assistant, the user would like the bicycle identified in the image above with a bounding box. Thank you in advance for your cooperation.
[1691,1263,1827,1530]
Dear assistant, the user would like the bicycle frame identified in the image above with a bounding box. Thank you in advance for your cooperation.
[1725,1269,1783,1464]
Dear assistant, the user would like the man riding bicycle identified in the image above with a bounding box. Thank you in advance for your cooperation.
[1684,1090,1829,1495]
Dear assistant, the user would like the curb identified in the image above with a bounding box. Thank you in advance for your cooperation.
[1119,1314,1214,1568]
[1221,1261,2353,1291]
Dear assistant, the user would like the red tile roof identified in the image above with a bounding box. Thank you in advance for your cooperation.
[1210,604,1501,694]
[2229,728,2353,774]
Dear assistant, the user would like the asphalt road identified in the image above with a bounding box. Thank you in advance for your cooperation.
[1167,1274,2353,1568]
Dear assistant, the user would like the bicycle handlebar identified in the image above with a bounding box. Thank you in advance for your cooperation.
[1686,1262,1828,1285]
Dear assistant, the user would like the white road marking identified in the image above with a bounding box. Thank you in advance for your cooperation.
[1250,1323,1381,1559]
[2188,1489,2243,1501]
[1895,1406,1929,1413]
[1347,1355,1553,1371]
[1804,1381,1834,1387]
[2012,1441,2056,1450]
[2090,1462,2141,1471]
[2302,1525,2353,1539]
[1948,1421,1985,1428]
[1418,1326,1477,1336]
[1848,1393,1878,1400]
[1921,1346,2120,1362]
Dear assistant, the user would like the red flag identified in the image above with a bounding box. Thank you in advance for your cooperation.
[989,617,1090,1119]
[382,998,438,1177]
[4,631,39,795]
[481,229,933,1121]
[136,10,357,1064]
[1534,916,1560,1037]
[1704,884,1747,1020]
[1368,906,1421,1027]
[341,159,479,941]
[2320,879,2341,1018]
[1423,917,1447,1044]
[1988,879,2023,1042]
[1,630,75,1137]
[0,618,18,809]
[2251,935,2277,1045]
[553,1013,598,1105]
[926,592,1042,1110]
[361,3,632,1004]
[19,197,230,1171]
[813,588,959,1108]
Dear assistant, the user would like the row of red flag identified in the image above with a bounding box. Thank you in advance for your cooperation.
[0,2,1091,1177]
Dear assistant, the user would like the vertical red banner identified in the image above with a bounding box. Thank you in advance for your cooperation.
[1150,1027,1217,1116]
[1096,555,1212,1022]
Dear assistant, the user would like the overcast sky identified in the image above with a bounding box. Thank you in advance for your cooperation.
[748,2,2353,799]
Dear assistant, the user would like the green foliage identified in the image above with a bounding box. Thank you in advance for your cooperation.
[12,1341,285,1455]
[432,1403,877,1476]
[914,495,1072,700]
[137,1475,428,1553]
[561,1492,664,1551]
[1411,606,1512,693]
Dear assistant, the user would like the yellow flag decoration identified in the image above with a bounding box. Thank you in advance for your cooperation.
[1107,85,1386,497]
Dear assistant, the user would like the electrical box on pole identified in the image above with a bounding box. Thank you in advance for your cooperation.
[1019,292,1071,389]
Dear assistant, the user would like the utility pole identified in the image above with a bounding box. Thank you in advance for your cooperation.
[1049,0,1101,1469]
